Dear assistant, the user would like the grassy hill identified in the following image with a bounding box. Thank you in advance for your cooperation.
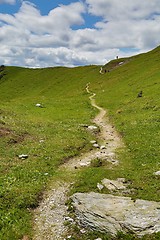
[0,46,159,239]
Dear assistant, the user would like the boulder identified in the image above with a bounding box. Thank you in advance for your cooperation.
[71,192,160,237]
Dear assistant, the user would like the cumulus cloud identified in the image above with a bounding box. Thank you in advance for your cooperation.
[85,0,160,50]
[0,0,160,67]
[13,1,85,34]
[0,1,89,67]
[0,1,85,46]
[86,0,160,20]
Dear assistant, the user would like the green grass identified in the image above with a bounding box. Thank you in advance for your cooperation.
[89,46,160,202]
[0,46,160,239]
[69,47,160,239]
[0,66,97,239]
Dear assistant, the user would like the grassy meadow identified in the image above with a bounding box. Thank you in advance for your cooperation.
[0,46,160,239]
[0,66,97,239]
[90,46,160,201]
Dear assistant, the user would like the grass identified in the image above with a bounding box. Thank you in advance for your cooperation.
[0,46,159,239]
[68,47,160,239]
[90,46,160,202]
[0,66,96,239]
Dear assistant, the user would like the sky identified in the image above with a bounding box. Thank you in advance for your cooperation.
[0,0,160,68]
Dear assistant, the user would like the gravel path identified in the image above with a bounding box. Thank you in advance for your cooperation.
[33,182,70,240]
[32,84,123,240]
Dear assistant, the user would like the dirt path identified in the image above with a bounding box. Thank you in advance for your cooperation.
[33,181,70,240]
[62,83,122,170]
[32,84,123,240]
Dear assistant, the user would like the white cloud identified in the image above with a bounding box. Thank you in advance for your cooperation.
[85,0,160,49]
[13,1,85,34]
[95,19,160,49]
[86,0,160,20]
[0,1,85,44]
[85,0,160,50]
[0,0,160,67]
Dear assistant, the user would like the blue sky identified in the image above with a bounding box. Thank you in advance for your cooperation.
[0,0,160,67]
[0,0,102,29]
[0,1,78,15]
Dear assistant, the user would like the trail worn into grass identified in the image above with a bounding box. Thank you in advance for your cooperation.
[62,83,123,170]
[33,182,70,240]
[33,84,123,240]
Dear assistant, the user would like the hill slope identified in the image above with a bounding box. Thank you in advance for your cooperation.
[0,46,159,239]
[90,46,160,200]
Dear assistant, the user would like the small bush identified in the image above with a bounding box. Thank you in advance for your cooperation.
[90,158,103,167]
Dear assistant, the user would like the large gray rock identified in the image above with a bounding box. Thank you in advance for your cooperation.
[71,192,160,237]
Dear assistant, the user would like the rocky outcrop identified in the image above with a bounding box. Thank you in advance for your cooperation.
[71,192,160,237]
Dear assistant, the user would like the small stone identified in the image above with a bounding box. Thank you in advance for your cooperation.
[36,103,42,107]
[97,183,104,191]
[93,143,99,148]
[137,91,143,98]
[18,154,28,159]
[80,162,90,167]
[101,178,126,191]
[154,171,160,176]
[117,178,126,183]
[90,140,97,144]
[64,216,74,222]
[88,125,98,130]
[80,228,86,234]
[100,145,106,149]
[95,238,102,240]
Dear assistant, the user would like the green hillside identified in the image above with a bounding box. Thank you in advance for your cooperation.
[91,46,160,200]
[0,46,159,239]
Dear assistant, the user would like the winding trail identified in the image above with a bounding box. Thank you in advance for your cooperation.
[62,83,122,170]
[33,84,123,240]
